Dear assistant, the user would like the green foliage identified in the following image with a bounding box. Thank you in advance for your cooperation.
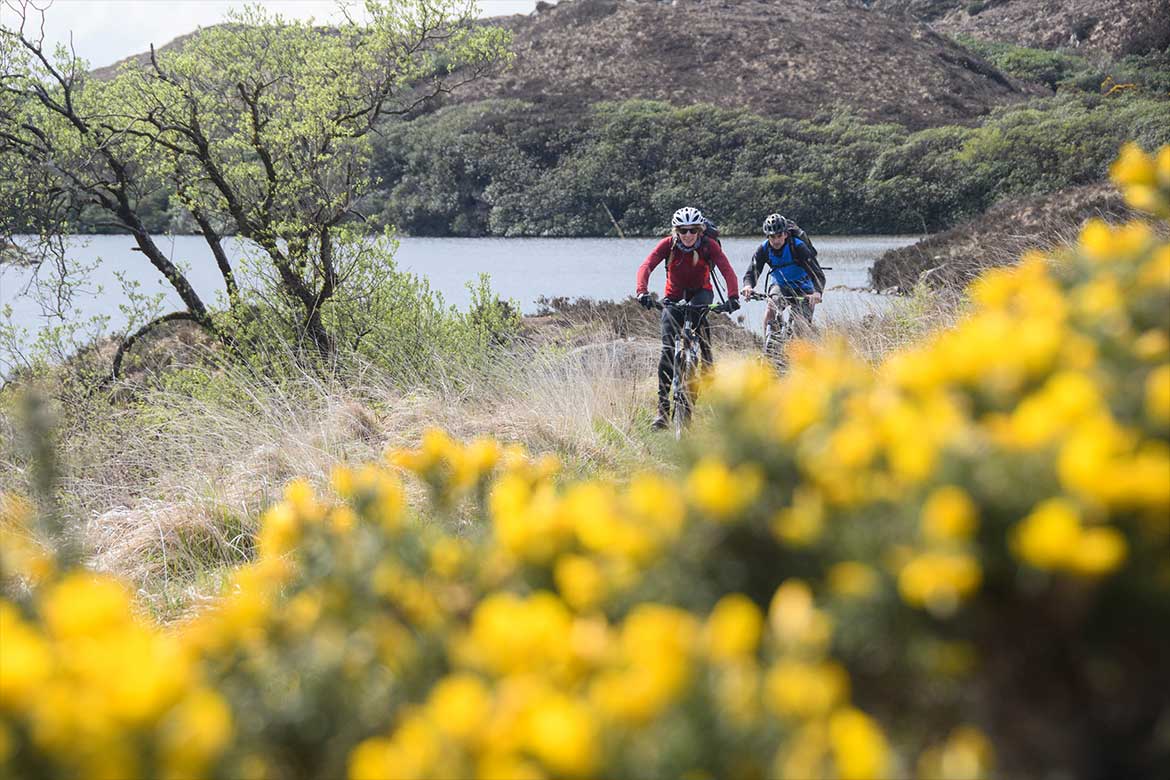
[177,229,524,392]
[368,91,1170,236]
[955,36,1170,96]
[955,36,1087,89]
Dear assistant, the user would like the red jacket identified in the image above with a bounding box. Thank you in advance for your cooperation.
[636,236,740,300]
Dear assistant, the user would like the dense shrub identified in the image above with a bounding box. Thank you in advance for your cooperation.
[2,147,1168,778]
[366,94,1169,237]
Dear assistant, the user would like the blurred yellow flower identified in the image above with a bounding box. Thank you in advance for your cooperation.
[1074,275,1124,318]
[0,602,52,711]
[1011,498,1083,570]
[624,472,686,539]
[555,555,608,612]
[1067,526,1128,577]
[621,604,698,659]
[776,721,830,780]
[465,436,503,478]
[283,478,322,521]
[771,487,825,547]
[1109,143,1165,215]
[705,594,764,662]
[828,562,880,599]
[491,477,573,564]
[827,420,878,469]
[921,486,978,542]
[1111,142,1157,187]
[40,573,133,639]
[427,673,493,743]
[916,724,995,780]
[1146,364,1170,425]
[430,536,469,579]
[348,737,394,780]
[522,693,599,776]
[764,659,850,719]
[705,358,775,404]
[257,502,300,559]
[769,580,833,650]
[829,707,890,780]
[161,687,233,779]
[898,553,982,616]
[1133,329,1170,361]
[476,752,545,780]
[284,590,323,635]
[328,505,357,535]
[467,592,573,677]
[686,458,763,520]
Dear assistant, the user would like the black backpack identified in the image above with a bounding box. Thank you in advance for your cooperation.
[789,224,817,258]
[702,217,721,245]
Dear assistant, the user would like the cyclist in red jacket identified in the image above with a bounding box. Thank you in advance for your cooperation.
[636,206,740,430]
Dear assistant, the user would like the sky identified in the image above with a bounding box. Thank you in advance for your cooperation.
[1,0,548,69]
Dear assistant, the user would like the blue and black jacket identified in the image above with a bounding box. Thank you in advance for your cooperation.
[742,237,826,294]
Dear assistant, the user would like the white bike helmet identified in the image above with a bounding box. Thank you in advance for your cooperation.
[763,213,788,236]
[672,206,705,229]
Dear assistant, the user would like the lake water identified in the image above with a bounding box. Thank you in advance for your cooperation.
[1,234,916,347]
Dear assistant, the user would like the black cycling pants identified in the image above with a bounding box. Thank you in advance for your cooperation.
[658,289,714,407]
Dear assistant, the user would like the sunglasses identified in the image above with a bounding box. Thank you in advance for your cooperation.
[677,227,702,235]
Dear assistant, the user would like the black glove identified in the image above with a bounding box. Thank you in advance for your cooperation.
[637,293,653,310]
[727,296,741,313]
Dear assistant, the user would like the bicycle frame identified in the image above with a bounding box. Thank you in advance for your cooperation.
[655,300,728,438]
[745,289,813,363]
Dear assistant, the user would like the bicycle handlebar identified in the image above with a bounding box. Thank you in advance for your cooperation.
[743,289,818,302]
[653,299,735,314]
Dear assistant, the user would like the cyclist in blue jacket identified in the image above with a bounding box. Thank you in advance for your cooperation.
[741,213,825,331]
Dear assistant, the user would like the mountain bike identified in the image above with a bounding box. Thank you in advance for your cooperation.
[743,288,814,367]
[655,299,734,439]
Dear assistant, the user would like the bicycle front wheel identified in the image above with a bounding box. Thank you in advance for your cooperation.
[672,358,694,439]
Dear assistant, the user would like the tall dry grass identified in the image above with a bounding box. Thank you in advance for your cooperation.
[1,317,695,615]
[817,283,965,364]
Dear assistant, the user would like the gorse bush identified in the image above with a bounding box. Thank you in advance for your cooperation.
[2,145,1169,778]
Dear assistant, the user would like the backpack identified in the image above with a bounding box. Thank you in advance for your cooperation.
[702,217,721,245]
[788,224,817,258]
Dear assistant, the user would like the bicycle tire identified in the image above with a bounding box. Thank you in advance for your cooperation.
[672,351,694,439]
[774,310,796,371]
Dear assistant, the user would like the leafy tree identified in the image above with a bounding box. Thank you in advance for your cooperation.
[1,0,510,363]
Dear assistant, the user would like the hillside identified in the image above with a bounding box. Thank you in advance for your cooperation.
[871,0,1170,56]
[93,0,1036,129]
[475,0,1036,128]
